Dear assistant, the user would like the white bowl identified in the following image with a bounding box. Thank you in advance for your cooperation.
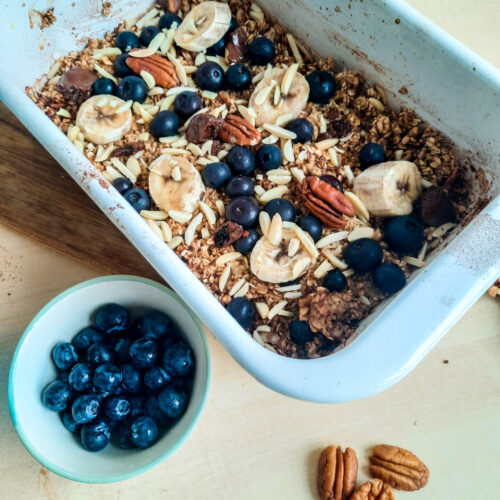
[8,275,211,483]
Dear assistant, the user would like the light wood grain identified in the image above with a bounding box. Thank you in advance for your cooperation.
[1,1,499,499]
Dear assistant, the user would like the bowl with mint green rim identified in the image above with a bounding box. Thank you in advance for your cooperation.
[8,275,211,483]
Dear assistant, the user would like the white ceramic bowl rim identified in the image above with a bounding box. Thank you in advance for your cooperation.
[7,275,212,483]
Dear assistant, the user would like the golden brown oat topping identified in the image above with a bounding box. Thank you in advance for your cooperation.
[29,0,477,358]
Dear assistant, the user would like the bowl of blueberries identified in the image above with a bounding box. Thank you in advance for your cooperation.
[8,275,211,483]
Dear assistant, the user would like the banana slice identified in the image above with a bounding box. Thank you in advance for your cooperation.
[250,226,316,284]
[174,1,231,52]
[352,161,422,217]
[76,95,132,145]
[148,155,206,214]
[248,68,309,127]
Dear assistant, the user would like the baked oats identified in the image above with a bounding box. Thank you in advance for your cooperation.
[28,0,478,358]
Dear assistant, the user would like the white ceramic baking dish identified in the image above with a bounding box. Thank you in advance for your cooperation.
[1,1,498,403]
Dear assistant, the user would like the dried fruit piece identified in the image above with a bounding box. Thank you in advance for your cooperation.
[351,479,394,500]
[186,113,224,144]
[369,444,429,491]
[158,0,181,13]
[214,221,248,248]
[317,445,358,500]
[299,176,355,229]
[218,114,261,146]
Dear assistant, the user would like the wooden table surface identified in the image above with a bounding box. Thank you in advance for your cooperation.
[1,1,499,499]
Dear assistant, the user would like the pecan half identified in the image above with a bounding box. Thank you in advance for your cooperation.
[317,445,358,500]
[299,176,355,229]
[369,444,429,491]
[351,479,394,500]
[157,0,181,13]
[126,54,179,88]
[186,114,224,144]
[226,27,247,63]
[218,114,261,146]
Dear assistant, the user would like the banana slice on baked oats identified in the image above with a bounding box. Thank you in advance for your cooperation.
[250,215,317,283]
[148,155,206,214]
[76,95,132,144]
[248,67,309,127]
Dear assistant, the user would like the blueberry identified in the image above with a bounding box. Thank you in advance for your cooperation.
[323,269,347,292]
[298,215,322,242]
[116,421,135,449]
[129,338,158,368]
[226,297,255,329]
[225,176,254,198]
[128,395,146,419]
[68,363,93,392]
[286,118,314,143]
[113,337,131,363]
[255,144,282,171]
[92,77,116,96]
[144,366,171,392]
[123,188,151,212]
[384,216,424,254]
[289,320,314,344]
[150,110,179,138]
[373,262,406,294]
[103,397,131,421]
[158,386,187,419]
[263,198,296,222]
[52,342,78,371]
[58,371,70,383]
[202,162,231,188]
[344,238,383,274]
[95,303,129,335]
[144,395,169,426]
[42,380,71,412]
[61,411,80,433]
[72,395,100,424]
[306,70,336,104]
[73,326,104,353]
[196,61,225,92]
[226,146,255,176]
[116,31,140,52]
[248,36,275,65]
[114,53,133,77]
[130,416,158,448]
[120,363,142,394]
[116,75,148,103]
[159,12,182,30]
[359,143,385,169]
[81,420,111,452]
[225,64,252,91]
[226,197,259,229]
[162,342,194,377]
[320,174,343,193]
[207,37,225,57]
[234,229,259,253]
[174,91,202,118]
[93,363,122,393]
[140,25,160,46]
[112,177,133,194]
[134,311,173,340]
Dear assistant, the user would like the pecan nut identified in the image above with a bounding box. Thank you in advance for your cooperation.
[226,27,248,63]
[351,479,394,500]
[299,176,355,229]
[126,54,179,88]
[186,113,224,144]
[157,0,181,13]
[317,445,358,500]
[217,114,261,146]
[369,444,429,491]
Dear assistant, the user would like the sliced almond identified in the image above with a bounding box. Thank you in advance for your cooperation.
[322,249,348,270]
[168,235,183,250]
[129,47,156,58]
[319,114,327,133]
[403,255,426,268]
[284,291,302,299]
[348,226,375,242]
[316,138,339,150]
[343,269,354,277]
[267,214,283,246]
[215,200,225,217]
[215,252,242,266]
[418,241,428,261]
[110,158,137,183]
[314,260,334,279]
[290,167,305,183]
[263,123,296,140]
[262,134,279,144]
[268,300,288,320]
[282,138,295,163]
[140,210,168,220]
[292,257,311,279]
[94,64,117,84]
[199,201,216,226]
[281,63,299,95]
[219,264,231,292]
[126,157,141,177]
[259,211,271,236]
[286,33,303,65]
[288,238,300,257]
[432,222,456,238]
[184,212,203,246]
[275,113,294,127]
[159,221,172,242]
[168,210,192,224]
[234,282,250,298]
[254,84,275,106]
[273,84,281,106]
[422,178,434,189]
[105,166,122,180]
[344,165,354,184]
[345,191,370,221]
[255,302,269,319]
[294,226,319,258]
[259,186,289,203]
[229,278,246,296]
[146,219,163,239]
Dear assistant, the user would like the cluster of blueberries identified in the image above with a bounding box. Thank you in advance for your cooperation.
[41,304,194,452]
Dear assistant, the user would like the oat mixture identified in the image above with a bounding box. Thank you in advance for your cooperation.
[28,0,477,358]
